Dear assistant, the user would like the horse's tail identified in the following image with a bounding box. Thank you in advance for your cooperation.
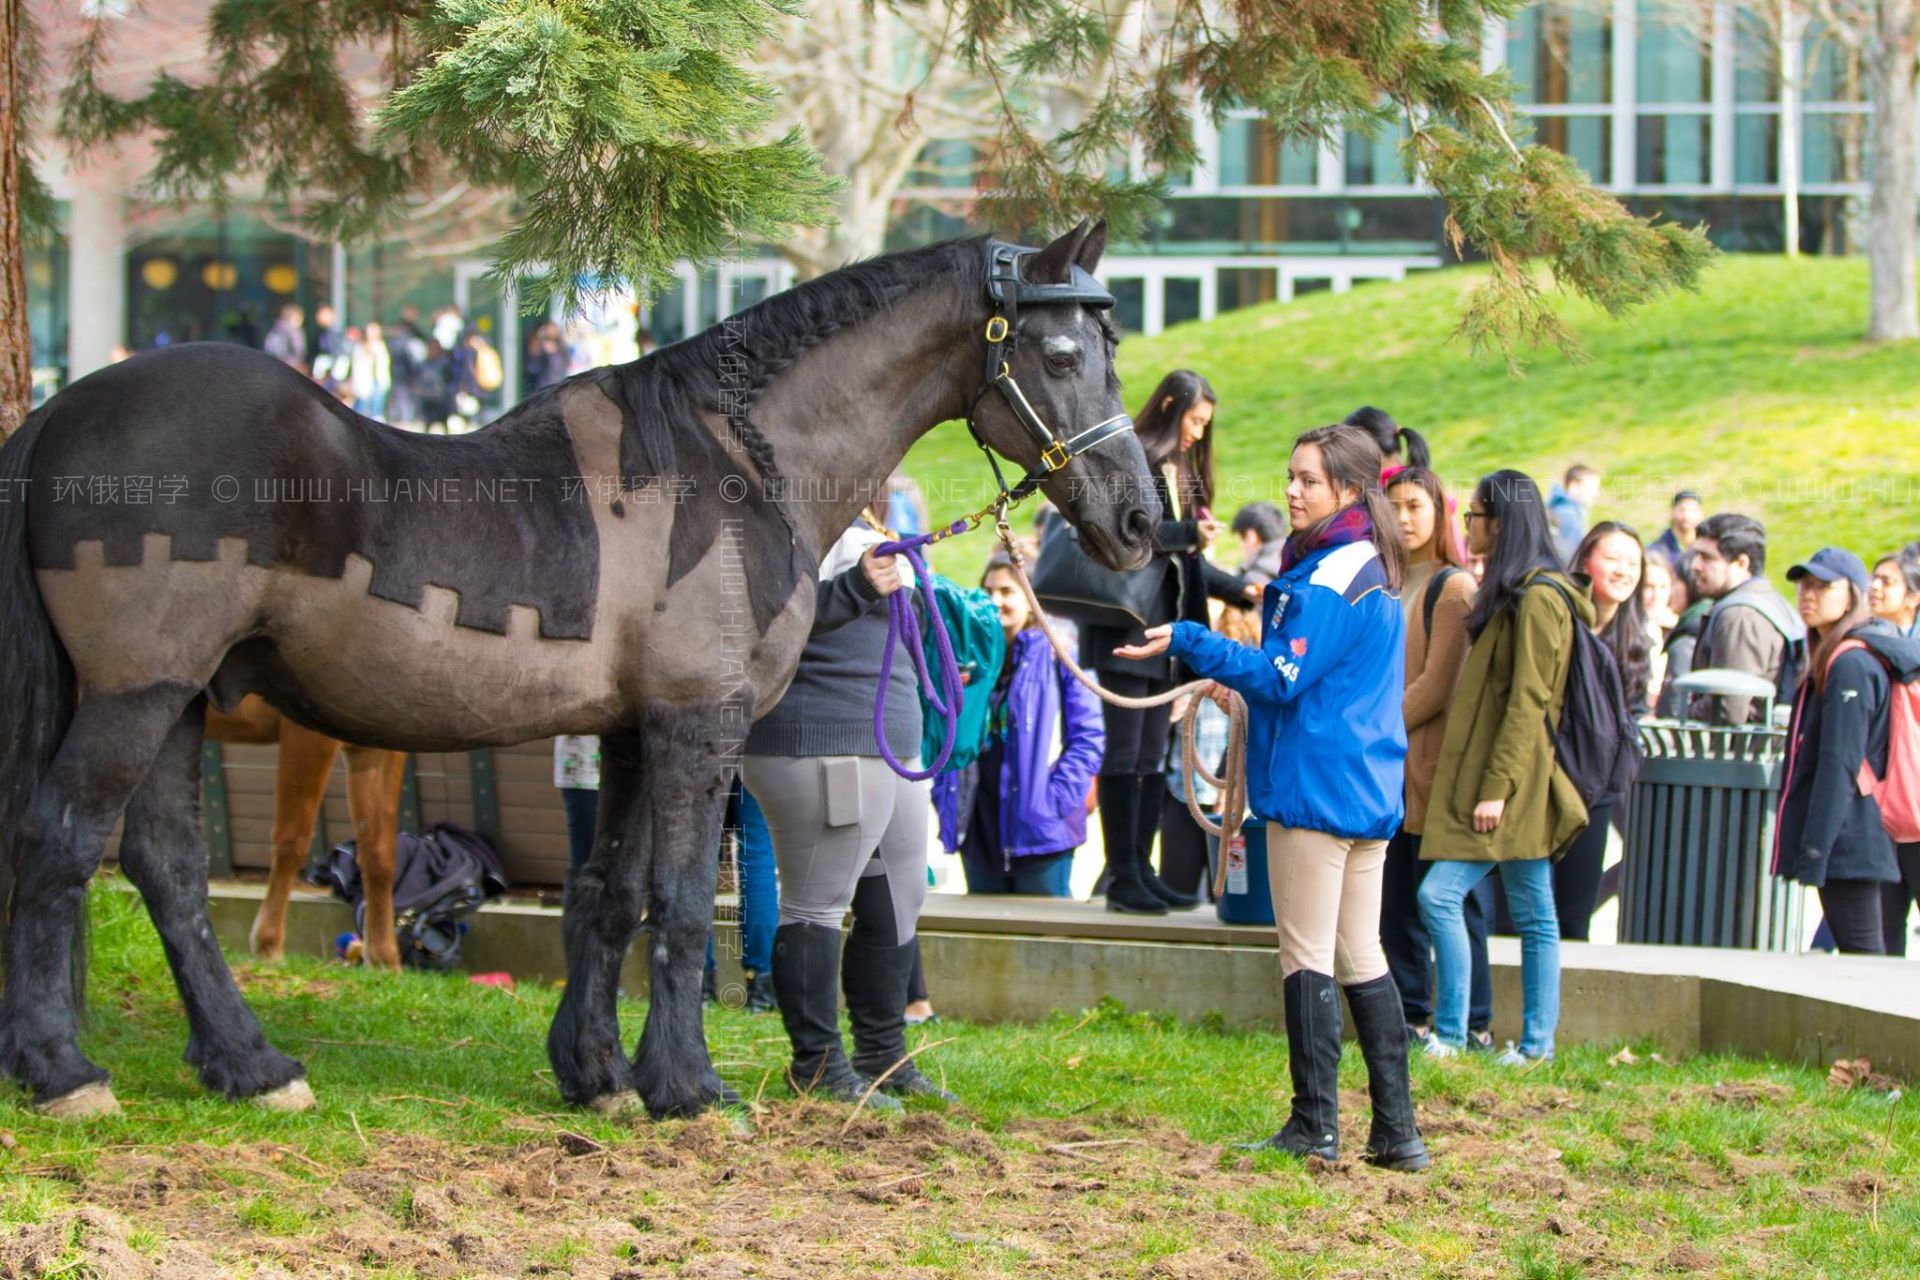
[0,403,80,991]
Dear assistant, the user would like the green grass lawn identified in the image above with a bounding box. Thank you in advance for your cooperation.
[0,887,1914,1277]
[906,254,1920,588]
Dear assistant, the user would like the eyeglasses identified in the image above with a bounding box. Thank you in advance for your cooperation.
[1461,510,1489,525]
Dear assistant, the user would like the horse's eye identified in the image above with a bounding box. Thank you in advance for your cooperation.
[1045,353,1078,375]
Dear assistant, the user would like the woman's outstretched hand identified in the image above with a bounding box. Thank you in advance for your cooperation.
[1113,625,1173,660]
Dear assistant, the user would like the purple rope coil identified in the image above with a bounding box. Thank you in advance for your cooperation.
[873,523,967,781]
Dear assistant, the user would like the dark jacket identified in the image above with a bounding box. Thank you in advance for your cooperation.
[744,562,920,759]
[1080,466,1248,683]
[1170,538,1407,841]
[1692,578,1805,725]
[1773,621,1920,886]
[1655,597,1712,719]
[934,630,1107,864]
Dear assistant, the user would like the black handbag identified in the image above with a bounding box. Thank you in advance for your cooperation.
[1028,511,1171,630]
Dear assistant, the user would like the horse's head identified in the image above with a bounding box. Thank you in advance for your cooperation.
[967,222,1159,571]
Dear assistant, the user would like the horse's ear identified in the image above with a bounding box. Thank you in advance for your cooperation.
[1075,220,1108,274]
[1028,219,1094,284]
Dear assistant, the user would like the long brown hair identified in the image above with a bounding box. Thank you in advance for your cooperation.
[1132,370,1216,514]
[1291,425,1406,590]
[1385,466,1465,570]
[1808,580,1874,696]
[1571,521,1651,713]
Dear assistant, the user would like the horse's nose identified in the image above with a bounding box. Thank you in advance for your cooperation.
[1125,507,1157,552]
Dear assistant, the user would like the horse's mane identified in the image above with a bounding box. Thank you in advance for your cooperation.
[602,235,993,494]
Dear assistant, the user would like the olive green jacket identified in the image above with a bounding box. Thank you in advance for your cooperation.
[1422,569,1594,863]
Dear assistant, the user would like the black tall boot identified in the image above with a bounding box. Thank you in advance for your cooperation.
[1097,773,1166,915]
[1135,773,1198,909]
[771,922,900,1110]
[843,876,957,1102]
[1247,970,1342,1159]
[1343,975,1431,1171]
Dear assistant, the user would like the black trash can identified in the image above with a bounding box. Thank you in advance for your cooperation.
[1619,671,1801,951]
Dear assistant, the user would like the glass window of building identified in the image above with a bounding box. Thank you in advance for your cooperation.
[26,203,70,404]
[1527,115,1612,183]
[1107,278,1145,335]
[1217,116,1320,187]
[1802,23,1867,104]
[1636,0,1710,103]
[1507,2,1612,105]
[1733,8,1781,104]
[126,209,324,352]
[1734,113,1779,185]
[1636,114,1712,185]
[1344,120,1413,187]
[1164,277,1203,328]
[1802,112,1867,184]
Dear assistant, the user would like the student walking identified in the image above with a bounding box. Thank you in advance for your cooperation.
[1420,472,1590,1066]
[1120,424,1427,1171]
[1554,521,1654,940]
[1382,467,1495,1047]
[1774,549,1920,955]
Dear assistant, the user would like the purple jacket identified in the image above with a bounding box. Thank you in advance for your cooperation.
[935,630,1106,865]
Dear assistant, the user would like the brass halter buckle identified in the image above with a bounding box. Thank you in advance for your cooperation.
[983,316,1010,343]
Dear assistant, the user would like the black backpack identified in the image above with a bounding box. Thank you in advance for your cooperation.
[1529,577,1643,812]
[307,822,510,971]
[1422,566,1465,638]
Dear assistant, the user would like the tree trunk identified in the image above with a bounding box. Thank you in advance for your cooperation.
[1864,0,1919,341]
[0,0,32,435]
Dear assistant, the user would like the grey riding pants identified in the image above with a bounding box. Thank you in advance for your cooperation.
[740,753,930,945]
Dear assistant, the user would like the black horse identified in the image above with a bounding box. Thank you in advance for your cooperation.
[0,223,1157,1118]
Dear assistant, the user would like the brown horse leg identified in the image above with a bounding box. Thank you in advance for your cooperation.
[345,747,408,970]
[248,724,341,962]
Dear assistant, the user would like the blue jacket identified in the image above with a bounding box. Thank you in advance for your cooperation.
[935,630,1107,864]
[1170,539,1407,840]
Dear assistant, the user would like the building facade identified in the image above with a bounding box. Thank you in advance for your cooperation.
[26,0,1877,392]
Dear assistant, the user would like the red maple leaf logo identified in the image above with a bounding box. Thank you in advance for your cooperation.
[1290,637,1309,658]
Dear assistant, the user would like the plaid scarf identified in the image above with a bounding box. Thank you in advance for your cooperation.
[1280,504,1375,574]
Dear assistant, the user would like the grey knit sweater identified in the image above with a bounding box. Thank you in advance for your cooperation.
[743,564,923,759]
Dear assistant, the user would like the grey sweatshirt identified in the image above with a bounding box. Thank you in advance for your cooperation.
[744,564,924,759]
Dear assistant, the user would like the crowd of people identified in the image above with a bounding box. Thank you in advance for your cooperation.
[520,356,1920,1159]
[251,303,652,433]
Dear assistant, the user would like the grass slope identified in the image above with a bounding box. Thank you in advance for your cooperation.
[0,887,1914,1277]
[906,254,1920,587]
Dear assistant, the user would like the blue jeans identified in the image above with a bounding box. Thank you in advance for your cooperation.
[1419,858,1560,1058]
[962,852,1074,897]
[707,785,780,977]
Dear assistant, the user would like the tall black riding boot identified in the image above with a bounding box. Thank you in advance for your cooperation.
[1135,773,1199,909]
[1098,773,1166,915]
[1248,970,1342,1159]
[771,922,900,1110]
[1343,974,1431,1171]
[843,874,957,1102]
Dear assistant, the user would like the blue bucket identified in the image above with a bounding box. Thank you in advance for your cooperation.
[1205,820,1273,927]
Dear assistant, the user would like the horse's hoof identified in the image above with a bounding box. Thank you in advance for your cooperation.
[36,1081,121,1120]
[589,1090,644,1117]
[254,1079,316,1113]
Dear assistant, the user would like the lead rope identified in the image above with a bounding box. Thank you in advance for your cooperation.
[992,518,1251,899]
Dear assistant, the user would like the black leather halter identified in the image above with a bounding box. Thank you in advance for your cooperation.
[967,240,1134,507]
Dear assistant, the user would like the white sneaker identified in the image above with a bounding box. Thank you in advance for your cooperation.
[1494,1041,1552,1068]
[1422,1037,1461,1060]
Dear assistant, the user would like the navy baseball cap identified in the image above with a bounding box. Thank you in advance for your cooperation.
[1786,547,1869,594]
